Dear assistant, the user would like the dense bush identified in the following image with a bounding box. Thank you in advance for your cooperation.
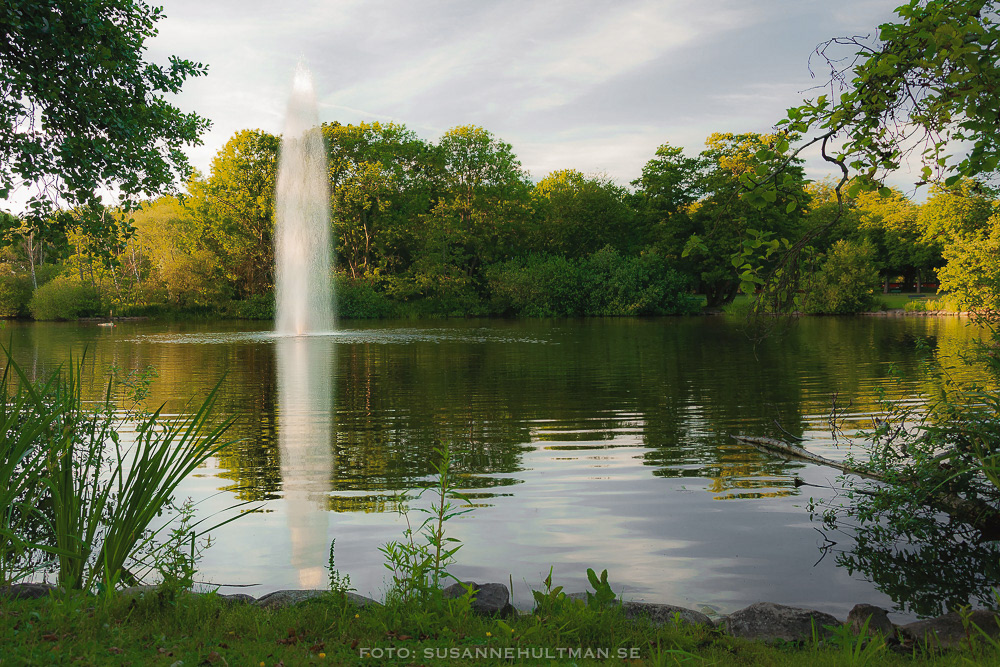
[28,276,103,320]
[385,263,490,318]
[485,248,698,317]
[0,265,62,318]
[223,294,274,320]
[801,240,880,314]
[0,271,33,317]
[335,275,398,319]
[485,254,582,317]
[581,247,698,316]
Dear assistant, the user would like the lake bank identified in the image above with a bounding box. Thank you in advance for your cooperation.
[3,583,998,666]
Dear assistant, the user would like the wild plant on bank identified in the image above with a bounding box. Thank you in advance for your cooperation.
[327,538,354,597]
[152,497,213,603]
[0,352,60,584]
[379,445,474,605]
[0,345,238,592]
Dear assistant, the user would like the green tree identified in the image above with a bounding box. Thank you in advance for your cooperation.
[853,188,942,292]
[131,196,224,306]
[920,180,1000,311]
[0,0,209,258]
[757,2,1000,611]
[741,1,1000,315]
[192,130,280,298]
[429,125,532,268]
[778,0,1000,191]
[801,239,880,314]
[403,126,532,307]
[532,169,637,257]
[632,143,705,221]
[636,133,807,307]
[323,122,431,277]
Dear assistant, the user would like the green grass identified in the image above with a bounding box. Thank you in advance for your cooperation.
[877,293,937,310]
[1,590,998,666]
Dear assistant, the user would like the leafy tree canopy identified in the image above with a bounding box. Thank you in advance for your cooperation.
[0,0,210,253]
[778,0,1000,195]
[190,129,279,298]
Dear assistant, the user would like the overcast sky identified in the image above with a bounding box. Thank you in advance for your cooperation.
[148,0,906,189]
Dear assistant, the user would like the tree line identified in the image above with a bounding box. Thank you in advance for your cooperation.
[1,122,997,320]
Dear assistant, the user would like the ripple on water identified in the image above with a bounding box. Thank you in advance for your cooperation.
[129,328,550,346]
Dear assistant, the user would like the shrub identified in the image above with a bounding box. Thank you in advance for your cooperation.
[0,265,61,318]
[801,240,880,314]
[485,254,582,317]
[386,264,488,317]
[223,294,274,320]
[903,297,942,312]
[485,249,698,317]
[581,247,698,316]
[335,275,397,319]
[28,276,103,320]
[0,271,33,318]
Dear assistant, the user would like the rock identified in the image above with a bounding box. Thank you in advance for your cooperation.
[216,593,256,605]
[342,592,380,609]
[0,583,57,600]
[621,601,712,627]
[254,589,378,610]
[442,581,514,617]
[847,604,895,638]
[900,610,1000,648]
[724,602,840,642]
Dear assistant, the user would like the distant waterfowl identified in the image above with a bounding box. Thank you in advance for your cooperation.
[97,309,115,327]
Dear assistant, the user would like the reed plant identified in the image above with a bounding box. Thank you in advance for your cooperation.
[0,351,58,583]
[0,344,238,592]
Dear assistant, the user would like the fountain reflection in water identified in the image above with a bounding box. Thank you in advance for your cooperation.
[276,336,334,588]
[274,62,334,335]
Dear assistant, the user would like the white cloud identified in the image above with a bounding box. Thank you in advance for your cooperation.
[136,0,907,188]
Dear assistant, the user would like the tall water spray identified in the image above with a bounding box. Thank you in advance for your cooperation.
[275,63,334,334]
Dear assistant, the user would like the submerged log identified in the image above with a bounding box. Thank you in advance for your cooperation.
[733,434,1000,541]
[732,435,886,480]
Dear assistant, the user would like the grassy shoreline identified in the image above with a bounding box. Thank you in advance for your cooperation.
[3,588,1000,666]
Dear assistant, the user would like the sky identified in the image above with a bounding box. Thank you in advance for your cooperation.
[147,0,908,190]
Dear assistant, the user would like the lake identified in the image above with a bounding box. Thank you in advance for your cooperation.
[3,315,992,621]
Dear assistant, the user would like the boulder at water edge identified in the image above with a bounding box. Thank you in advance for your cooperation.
[0,583,57,600]
[254,589,379,610]
[847,603,896,638]
[621,601,712,627]
[900,611,1000,648]
[724,602,840,642]
[442,582,514,617]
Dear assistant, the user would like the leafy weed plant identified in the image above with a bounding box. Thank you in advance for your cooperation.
[379,444,474,606]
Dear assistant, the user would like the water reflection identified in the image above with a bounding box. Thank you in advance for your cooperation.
[276,335,334,588]
[3,317,996,620]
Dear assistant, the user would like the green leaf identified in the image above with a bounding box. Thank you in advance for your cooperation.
[785,200,797,213]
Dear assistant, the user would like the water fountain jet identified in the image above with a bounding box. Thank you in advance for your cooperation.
[274,63,336,587]
[275,63,334,335]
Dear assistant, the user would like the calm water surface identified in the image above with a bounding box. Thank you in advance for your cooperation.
[4,316,991,621]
